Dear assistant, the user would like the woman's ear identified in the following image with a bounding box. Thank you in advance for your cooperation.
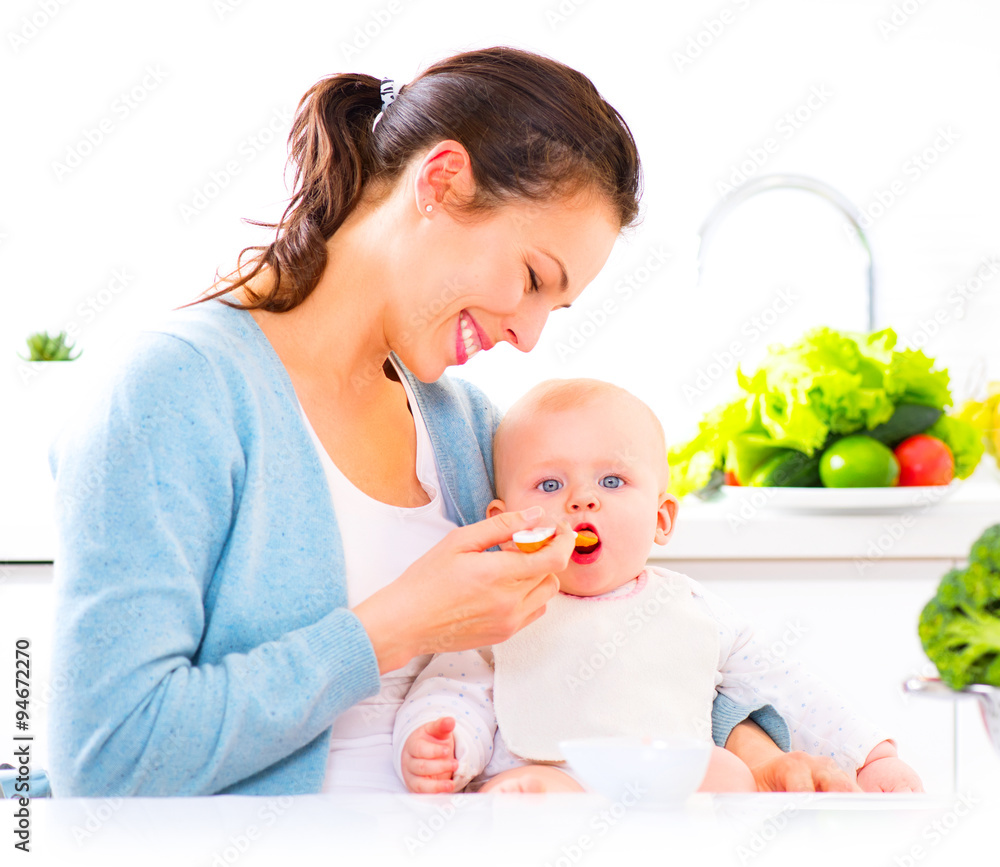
[413,140,474,215]
[486,498,507,519]
[653,494,679,546]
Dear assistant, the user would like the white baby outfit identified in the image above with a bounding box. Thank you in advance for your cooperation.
[394,566,891,790]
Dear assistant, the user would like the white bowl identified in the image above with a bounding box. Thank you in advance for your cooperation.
[558,736,712,805]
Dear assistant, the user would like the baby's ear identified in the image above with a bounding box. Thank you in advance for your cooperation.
[654,493,680,546]
[486,498,507,519]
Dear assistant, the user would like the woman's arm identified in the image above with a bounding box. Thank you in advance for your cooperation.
[725,719,861,792]
[48,333,382,797]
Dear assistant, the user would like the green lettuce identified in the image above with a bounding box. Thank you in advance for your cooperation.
[669,326,954,497]
[925,415,985,480]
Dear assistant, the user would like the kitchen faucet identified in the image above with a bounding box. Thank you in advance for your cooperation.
[695,174,876,332]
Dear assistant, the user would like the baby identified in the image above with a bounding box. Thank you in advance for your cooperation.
[392,379,922,794]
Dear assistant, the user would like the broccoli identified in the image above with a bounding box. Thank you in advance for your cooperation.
[918,524,1000,690]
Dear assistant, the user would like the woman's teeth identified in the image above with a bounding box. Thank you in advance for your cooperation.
[460,313,482,359]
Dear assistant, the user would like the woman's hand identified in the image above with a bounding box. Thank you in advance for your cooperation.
[726,719,862,792]
[353,507,574,673]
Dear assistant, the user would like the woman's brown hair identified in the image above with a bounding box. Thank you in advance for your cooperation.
[191,45,642,312]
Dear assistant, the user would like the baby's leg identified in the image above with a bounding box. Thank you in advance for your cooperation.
[697,746,756,792]
[478,764,586,793]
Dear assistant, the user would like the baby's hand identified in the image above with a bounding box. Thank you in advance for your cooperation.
[856,740,925,793]
[401,717,460,794]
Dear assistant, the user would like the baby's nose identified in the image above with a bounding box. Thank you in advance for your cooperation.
[568,490,600,511]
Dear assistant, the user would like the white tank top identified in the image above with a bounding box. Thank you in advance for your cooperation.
[297,356,458,793]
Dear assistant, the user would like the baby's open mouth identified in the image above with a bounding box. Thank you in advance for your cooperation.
[573,524,600,555]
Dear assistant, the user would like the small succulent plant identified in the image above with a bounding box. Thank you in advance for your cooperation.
[19,331,82,362]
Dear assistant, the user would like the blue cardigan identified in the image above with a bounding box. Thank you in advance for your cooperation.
[47,296,784,797]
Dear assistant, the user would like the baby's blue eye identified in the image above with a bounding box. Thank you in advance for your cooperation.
[538,479,562,493]
[599,476,624,489]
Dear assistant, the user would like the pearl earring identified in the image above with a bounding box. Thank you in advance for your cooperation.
[425,204,433,213]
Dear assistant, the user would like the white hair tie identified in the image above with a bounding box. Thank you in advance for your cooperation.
[371,78,396,132]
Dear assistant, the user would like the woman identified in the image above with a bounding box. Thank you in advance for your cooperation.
[48,46,857,796]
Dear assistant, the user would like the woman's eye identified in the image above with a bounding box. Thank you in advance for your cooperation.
[537,479,562,493]
[526,267,540,293]
[599,476,624,489]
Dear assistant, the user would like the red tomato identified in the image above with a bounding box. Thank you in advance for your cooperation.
[724,470,741,486]
[893,435,955,486]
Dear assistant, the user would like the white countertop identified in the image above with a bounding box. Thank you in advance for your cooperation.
[5,791,996,867]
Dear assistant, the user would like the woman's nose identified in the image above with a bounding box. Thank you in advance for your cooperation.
[503,305,549,353]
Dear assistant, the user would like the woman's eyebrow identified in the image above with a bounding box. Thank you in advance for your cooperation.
[538,248,569,292]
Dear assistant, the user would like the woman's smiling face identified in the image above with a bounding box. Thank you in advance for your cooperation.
[384,143,621,382]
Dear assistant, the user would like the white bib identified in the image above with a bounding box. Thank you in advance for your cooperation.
[492,567,720,762]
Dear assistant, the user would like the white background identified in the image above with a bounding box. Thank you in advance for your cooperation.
[2,0,999,529]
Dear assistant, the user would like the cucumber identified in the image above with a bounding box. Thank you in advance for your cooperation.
[865,403,943,447]
[745,403,943,487]
[748,449,823,487]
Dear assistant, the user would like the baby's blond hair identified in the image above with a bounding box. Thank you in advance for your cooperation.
[493,378,668,497]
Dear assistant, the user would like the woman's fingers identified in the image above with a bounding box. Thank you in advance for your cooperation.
[516,573,560,621]
[456,507,548,553]
[483,522,576,584]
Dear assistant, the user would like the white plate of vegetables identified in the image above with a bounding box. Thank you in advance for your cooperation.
[719,481,960,514]
[670,327,985,512]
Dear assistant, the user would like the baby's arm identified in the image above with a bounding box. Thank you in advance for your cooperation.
[393,648,497,793]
